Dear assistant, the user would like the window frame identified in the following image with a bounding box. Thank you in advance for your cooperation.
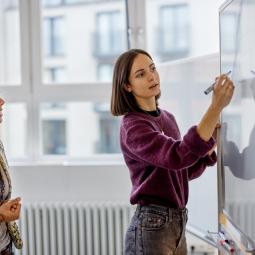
[1,0,148,164]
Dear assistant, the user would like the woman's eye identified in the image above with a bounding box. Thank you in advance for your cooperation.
[151,66,156,71]
[137,72,144,78]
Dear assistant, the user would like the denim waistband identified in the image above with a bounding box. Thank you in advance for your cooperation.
[135,203,188,220]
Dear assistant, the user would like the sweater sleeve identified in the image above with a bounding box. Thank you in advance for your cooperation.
[122,119,215,171]
[188,151,217,180]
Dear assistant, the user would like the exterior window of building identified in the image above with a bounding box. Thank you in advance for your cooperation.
[94,104,120,153]
[0,0,21,85]
[45,67,66,83]
[3,0,18,9]
[42,0,63,6]
[42,119,67,155]
[95,11,125,57]
[98,117,121,153]
[97,63,113,82]
[65,0,88,4]
[43,17,65,56]
[158,4,190,60]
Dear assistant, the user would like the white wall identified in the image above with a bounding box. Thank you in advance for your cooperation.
[10,163,131,203]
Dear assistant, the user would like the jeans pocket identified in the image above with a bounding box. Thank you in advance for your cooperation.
[125,227,136,255]
[141,212,167,231]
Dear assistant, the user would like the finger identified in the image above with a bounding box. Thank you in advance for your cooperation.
[225,82,235,93]
[221,76,230,87]
[11,205,18,211]
[215,75,228,89]
[11,197,21,203]
[16,204,21,216]
[8,199,21,207]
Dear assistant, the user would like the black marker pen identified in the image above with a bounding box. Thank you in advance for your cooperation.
[204,70,232,95]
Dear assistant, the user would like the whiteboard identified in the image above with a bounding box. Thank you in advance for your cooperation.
[220,0,255,243]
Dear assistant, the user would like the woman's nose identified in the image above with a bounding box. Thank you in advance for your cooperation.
[148,72,155,82]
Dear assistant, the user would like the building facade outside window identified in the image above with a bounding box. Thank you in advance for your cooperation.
[94,103,120,154]
[95,11,125,58]
[42,119,67,155]
[43,16,65,56]
[157,4,190,60]
[97,63,113,82]
[43,0,63,6]
[45,67,66,83]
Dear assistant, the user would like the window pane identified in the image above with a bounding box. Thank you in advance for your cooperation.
[97,63,113,82]
[146,0,223,62]
[42,0,62,7]
[146,1,190,62]
[43,17,65,56]
[43,119,66,154]
[0,0,21,85]
[65,0,88,4]
[41,0,127,83]
[0,103,27,158]
[40,102,121,156]
[44,66,66,83]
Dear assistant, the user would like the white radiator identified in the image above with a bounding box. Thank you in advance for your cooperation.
[227,201,255,241]
[14,202,135,255]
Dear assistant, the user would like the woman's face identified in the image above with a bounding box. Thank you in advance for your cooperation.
[126,53,160,103]
[0,98,5,123]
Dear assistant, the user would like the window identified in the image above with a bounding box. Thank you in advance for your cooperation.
[65,0,88,4]
[94,103,120,153]
[45,67,66,83]
[97,64,113,82]
[0,103,27,158]
[41,2,126,83]
[2,0,18,10]
[40,102,121,156]
[95,11,125,57]
[2,0,224,162]
[0,0,21,85]
[42,0,63,7]
[158,4,190,60]
[43,17,65,56]
[42,119,67,155]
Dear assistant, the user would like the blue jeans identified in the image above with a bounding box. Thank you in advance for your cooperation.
[125,204,188,255]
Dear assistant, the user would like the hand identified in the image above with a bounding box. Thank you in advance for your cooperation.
[0,197,22,222]
[211,74,235,111]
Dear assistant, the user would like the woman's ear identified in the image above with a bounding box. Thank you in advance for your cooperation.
[124,84,132,93]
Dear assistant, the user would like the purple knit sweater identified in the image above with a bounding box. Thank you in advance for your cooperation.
[120,109,217,209]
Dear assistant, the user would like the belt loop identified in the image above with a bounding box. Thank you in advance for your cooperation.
[135,204,141,216]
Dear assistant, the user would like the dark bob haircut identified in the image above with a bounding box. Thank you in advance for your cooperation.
[111,49,160,116]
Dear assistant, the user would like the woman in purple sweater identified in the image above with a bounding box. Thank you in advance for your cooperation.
[110,49,234,255]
